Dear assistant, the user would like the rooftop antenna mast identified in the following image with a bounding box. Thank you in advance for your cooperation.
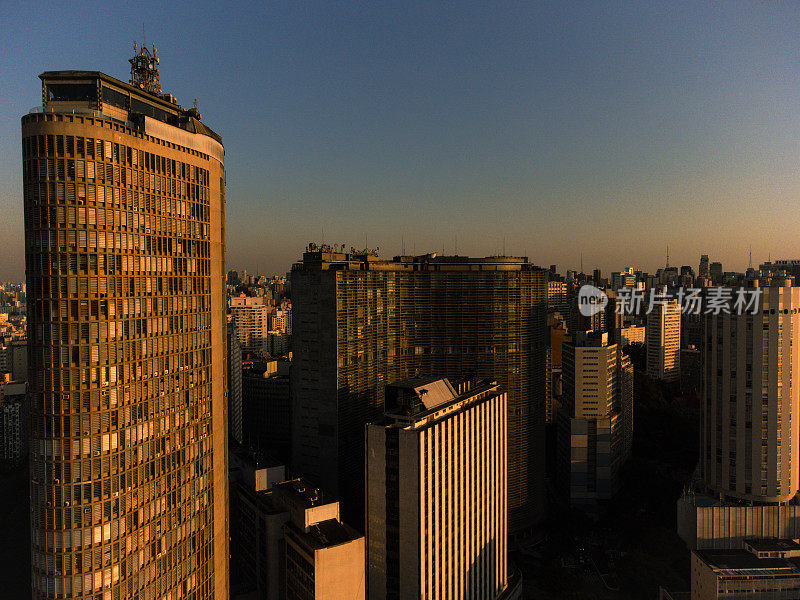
[666,245,669,269]
[749,246,752,269]
[130,30,161,95]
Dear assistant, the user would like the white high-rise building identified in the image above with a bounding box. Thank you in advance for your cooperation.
[548,280,569,315]
[366,378,519,600]
[230,296,271,352]
[679,284,800,549]
[270,301,292,334]
[701,285,800,504]
[647,294,681,382]
[558,331,633,504]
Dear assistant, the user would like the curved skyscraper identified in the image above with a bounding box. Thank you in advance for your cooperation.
[291,250,548,533]
[22,50,228,599]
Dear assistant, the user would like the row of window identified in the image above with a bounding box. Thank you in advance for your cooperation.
[27,185,210,225]
[34,296,208,322]
[23,134,210,188]
[25,159,210,207]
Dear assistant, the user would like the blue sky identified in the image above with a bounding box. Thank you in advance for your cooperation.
[1,1,799,279]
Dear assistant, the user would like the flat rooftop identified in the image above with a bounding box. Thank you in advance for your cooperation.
[38,70,222,145]
[383,377,499,420]
[696,549,800,574]
[293,248,545,273]
[272,479,326,509]
[745,538,800,552]
[294,518,363,550]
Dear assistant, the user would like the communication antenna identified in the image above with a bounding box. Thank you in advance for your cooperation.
[748,246,752,269]
[130,35,161,94]
[666,245,669,269]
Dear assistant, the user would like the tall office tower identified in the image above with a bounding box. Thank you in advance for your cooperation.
[1,381,29,464]
[699,254,710,278]
[593,269,602,287]
[710,262,723,285]
[291,249,547,532]
[229,296,271,353]
[229,453,365,600]
[366,378,519,600]
[568,293,605,335]
[22,53,229,599]
[611,267,637,291]
[545,312,570,424]
[228,323,243,446]
[547,278,569,316]
[701,285,800,504]
[678,284,800,549]
[557,331,633,504]
[242,358,291,464]
[269,301,291,334]
[760,260,800,282]
[647,295,681,382]
[680,265,695,287]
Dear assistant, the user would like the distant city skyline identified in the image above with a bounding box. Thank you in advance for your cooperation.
[3,2,800,281]
[227,246,768,281]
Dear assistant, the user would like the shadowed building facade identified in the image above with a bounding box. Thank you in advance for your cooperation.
[22,57,229,599]
[291,249,547,532]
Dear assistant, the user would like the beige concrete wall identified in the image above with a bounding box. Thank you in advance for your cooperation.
[314,538,366,600]
[679,496,800,550]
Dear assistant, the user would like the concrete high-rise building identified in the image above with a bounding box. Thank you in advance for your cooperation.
[760,259,800,282]
[569,292,605,335]
[611,268,637,291]
[242,359,291,465]
[229,453,365,600]
[282,479,366,600]
[0,381,28,464]
[546,312,570,424]
[558,331,633,504]
[701,285,799,504]
[710,262,723,284]
[699,254,710,278]
[547,279,569,316]
[22,57,229,599]
[618,325,646,347]
[291,249,547,531]
[269,303,291,334]
[228,323,243,446]
[8,339,27,381]
[366,378,520,600]
[678,284,800,549]
[593,268,602,287]
[691,541,800,599]
[230,296,271,353]
[647,294,681,382]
